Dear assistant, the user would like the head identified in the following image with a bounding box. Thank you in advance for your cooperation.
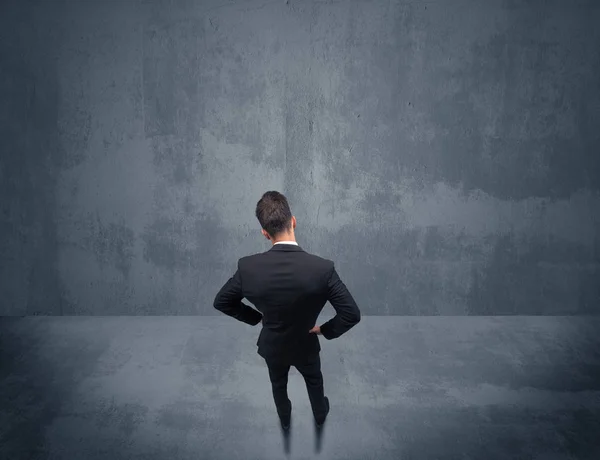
[255,191,297,243]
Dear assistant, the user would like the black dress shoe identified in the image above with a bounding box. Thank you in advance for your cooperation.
[280,410,291,430]
[280,400,291,430]
[315,397,329,427]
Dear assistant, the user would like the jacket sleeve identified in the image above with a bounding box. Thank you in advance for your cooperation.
[319,263,361,340]
[213,262,263,326]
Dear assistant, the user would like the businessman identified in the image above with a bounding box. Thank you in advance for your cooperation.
[213,191,361,431]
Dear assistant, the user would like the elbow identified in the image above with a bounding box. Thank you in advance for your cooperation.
[352,307,361,325]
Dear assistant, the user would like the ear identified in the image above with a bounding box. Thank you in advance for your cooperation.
[261,229,270,240]
[291,216,296,229]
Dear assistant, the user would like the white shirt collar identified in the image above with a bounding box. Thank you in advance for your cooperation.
[274,241,298,246]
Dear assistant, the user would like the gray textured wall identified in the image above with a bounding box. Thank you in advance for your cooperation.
[1,0,599,316]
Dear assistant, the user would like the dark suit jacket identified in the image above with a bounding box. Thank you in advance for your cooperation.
[213,243,361,362]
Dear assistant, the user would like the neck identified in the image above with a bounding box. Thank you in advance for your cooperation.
[271,233,296,245]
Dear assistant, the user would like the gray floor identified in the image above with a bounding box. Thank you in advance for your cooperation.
[1,316,600,460]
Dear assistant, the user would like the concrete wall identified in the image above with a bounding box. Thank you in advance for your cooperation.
[1,0,599,316]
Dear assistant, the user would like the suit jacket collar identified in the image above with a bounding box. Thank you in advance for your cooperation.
[268,244,304,252]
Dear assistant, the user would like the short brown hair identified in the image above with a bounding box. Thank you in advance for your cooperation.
[255,191,293,238]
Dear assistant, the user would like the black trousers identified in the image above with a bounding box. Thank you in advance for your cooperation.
[265,352,328,422]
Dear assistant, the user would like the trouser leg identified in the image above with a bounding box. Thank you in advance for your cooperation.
[294,353,327,421]
[266,359,292,420]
